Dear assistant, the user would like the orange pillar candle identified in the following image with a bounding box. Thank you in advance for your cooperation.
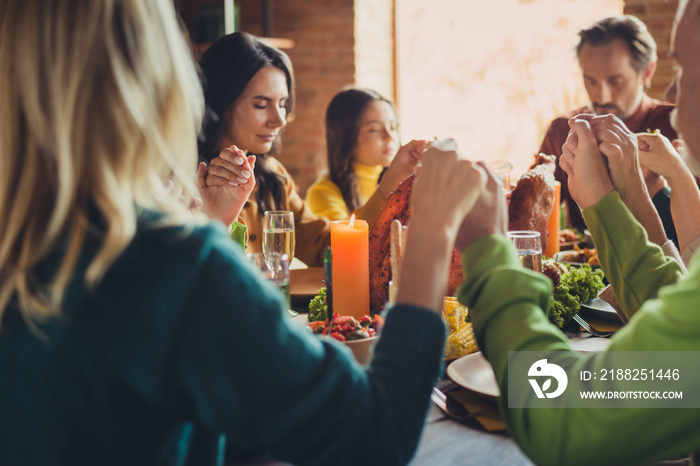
[544,181,561,258]
[330,216,369,319]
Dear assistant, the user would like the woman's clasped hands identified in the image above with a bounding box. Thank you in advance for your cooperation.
[197,145,256,227]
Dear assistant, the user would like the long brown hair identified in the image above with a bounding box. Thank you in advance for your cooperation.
[198,32,296,213]
[325,88,393,212]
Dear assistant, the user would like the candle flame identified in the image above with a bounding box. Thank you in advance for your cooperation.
[349,214,356,228]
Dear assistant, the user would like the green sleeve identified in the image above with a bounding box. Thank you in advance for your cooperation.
[458,235,570,376]
[229,220,246,250]
[459,234,700,465]
[582,191,683,319]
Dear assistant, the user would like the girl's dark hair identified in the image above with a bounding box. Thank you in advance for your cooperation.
[197,32,295,213]
[325,88,393,213]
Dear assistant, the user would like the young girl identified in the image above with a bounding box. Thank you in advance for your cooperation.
[0,1,486,464]
[306,88,427,221]
[199,34,423,265]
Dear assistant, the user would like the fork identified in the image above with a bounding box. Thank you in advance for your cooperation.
[430,387,472,420]
[573,314,613,338]
[430,387,497,421]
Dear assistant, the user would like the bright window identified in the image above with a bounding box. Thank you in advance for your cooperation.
[397,0,623,178]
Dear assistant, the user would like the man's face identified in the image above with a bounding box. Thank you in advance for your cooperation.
[578,38,653,120]
[670,0,700,161]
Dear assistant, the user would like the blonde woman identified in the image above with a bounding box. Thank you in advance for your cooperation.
[0,1,486,465]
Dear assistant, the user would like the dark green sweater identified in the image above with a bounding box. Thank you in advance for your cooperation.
[0,216,446,466]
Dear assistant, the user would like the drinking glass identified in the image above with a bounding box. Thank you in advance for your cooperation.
[506,231,542,273]
[245,252,291,311]
[263,211,295,264]
[490,160,513,192]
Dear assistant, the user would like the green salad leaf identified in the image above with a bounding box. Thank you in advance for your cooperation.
[547,265,605,328]
[308,287,328,322]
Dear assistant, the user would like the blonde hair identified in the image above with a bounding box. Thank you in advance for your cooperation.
[0,0,204,328]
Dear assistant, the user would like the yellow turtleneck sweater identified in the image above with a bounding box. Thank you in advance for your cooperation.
[305,162,385,221]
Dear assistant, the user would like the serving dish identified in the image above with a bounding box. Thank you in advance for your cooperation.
[343,336,378,365]
[558,240,587,251]
[552,251,600,269]
[580,297,621,322]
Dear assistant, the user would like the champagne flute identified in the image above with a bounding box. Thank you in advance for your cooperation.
[245,252,291,312]
[263,210,295,265]
[506,231,542,273]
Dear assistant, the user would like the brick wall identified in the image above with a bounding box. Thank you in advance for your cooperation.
[623,0,679,100]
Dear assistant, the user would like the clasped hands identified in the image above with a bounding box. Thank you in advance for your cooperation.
[410,145,508,253]
[197,145,256,227]
[560,113,685,211]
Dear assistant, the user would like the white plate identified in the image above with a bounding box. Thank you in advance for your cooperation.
[447,352,499,399]
[580,297,621,322]
[552,251,601,269]
[447,339,613,398]
[558,240,586,251]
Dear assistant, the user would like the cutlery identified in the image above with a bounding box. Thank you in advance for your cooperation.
[430,387,498,421]
[573,314,613,338]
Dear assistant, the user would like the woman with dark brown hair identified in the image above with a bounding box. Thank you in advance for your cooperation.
[199,36,424,264]
[197,32,333,264]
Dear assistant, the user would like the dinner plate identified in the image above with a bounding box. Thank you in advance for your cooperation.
[447,339,613,398]
[552,251,600,269]
[290,267,325,299]
[558,240,586,251]
[580,297,621,322]
[446,352,499,399]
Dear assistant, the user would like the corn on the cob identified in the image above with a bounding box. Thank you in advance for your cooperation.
[444,322,479,359]
[441,296,479,359]
[442,296,468,333]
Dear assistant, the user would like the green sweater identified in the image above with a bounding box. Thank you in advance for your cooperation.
[458,192,700,466]
[0,213,446,466]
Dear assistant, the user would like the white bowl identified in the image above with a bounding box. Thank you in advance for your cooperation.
[343,336,379,365]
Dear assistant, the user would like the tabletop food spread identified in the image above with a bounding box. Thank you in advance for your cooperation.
[280,160,638,465]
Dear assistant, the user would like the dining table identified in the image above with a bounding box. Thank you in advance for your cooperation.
[410,332,609,466]
[227,322,621,465]
[238,267,689,466]
[411,340,690,466]
[259,314,609,466]
[410,382,533,466]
